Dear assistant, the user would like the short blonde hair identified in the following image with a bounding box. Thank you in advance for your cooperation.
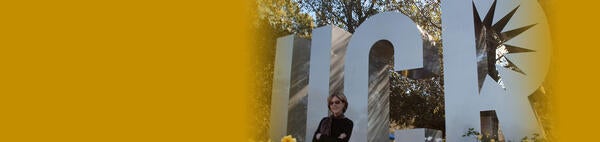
[327,92,349,113]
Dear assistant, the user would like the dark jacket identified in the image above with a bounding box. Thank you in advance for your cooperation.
[312,116,353,142]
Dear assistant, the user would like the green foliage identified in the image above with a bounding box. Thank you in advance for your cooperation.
[462,128,549,142]
[257,0,314,38]
[462,128,481,138]
[391,0,442,44]
[298,0,386,33]
[520,133,547,142]
[298,0,441,44]
[462,128,494,142]
[389,70,445,132]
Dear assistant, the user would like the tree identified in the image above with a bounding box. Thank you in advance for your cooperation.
[257,0,315,38]
[389,0,442,43]
[298,0,386,33]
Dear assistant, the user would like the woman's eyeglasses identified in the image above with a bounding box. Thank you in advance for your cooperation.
[329,100,342,105]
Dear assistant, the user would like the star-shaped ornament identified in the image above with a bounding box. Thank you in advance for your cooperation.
[473,0,536,92]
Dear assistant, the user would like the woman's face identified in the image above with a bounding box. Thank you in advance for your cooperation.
[329,96,345,116]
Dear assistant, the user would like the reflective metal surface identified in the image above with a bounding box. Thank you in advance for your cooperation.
[473,0,536,91]
[343,12,423,142]
[286,36,311,142]
[305,26,351,142]
[270,35,311,141]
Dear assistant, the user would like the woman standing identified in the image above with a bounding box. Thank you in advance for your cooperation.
[312,92,353,142]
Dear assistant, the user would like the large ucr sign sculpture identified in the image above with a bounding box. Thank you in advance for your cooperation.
[270,0,551,142]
